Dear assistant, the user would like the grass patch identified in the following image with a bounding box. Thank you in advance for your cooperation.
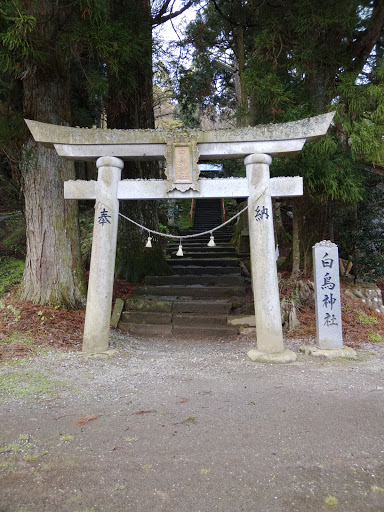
[0,256,24,297]
[357,312,379,326]
[2,357,29,368]
[0,331,33,345]
[367,332,383,342]
[60,435,74,442]
[324,495,338,507]
[0,443,21,454]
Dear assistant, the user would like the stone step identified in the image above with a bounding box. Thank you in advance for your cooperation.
[171,233,229,238]
[120,311,231,327]
[125,297,173,312]
[192,226,225,231]
[187,228,231,233]
[145,274,244,287]
[168,240,233,247]
[118,321,239,338]
[170,237,233,245]
[187,230,231,235]
[169,265,241,276]
[118,322,172,336]
[168,246,237,254]
[172,313,228,326]
[124,297,234,315]
[120,311,172,324]
[134,285,245,298]
[172,325,239,338]
[168,250,237,259]
[167,257,240,267]
[173,299,232,314]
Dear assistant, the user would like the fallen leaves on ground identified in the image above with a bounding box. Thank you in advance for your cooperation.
[0,278,135,362]
[1,277,383,362]
[74,415,100,426]
[286,282,384,348]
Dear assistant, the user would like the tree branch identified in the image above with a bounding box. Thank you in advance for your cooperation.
[348,0,384,74]
[155,0,172,19]
[152,1,194,27]
[210,0,263,29]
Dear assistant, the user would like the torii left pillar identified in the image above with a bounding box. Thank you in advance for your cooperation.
[83,156,124,353]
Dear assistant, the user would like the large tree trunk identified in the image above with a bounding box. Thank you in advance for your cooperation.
[106,0,169,282]
[19,2,86,307]
[20,142,86,307]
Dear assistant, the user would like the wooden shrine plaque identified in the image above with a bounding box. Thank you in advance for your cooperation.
[165,139,200,193]
[174,145,192,182]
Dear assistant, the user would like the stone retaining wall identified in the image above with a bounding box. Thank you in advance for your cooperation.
[344,285,384,314]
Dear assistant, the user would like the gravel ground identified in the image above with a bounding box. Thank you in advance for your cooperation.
[1,332,384,512]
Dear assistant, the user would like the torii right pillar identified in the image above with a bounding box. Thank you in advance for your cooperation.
[245,154,297,363]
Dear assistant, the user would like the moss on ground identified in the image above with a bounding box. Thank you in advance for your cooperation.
[0,369,66,400]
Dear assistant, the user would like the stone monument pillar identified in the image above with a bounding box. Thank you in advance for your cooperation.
[245,154,296,363]
[83,156,124,354]
[300,240,356,359]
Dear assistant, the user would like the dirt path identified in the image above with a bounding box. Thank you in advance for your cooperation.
[1,333,384,512]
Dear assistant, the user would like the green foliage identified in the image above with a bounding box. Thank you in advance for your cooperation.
[175,200,193,231]
[0,302,21,322]
[357,312,378,326]
[0,165,21,210]
[272,139,365,205]
[0,3,43,74]
[367,332,383,343]
[78,209,94,268]
[0,256,24,297]
[0,212,26,257]
[333,175,384,278]
[2,226,26,257]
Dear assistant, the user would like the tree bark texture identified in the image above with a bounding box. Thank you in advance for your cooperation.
[19,2,86,307]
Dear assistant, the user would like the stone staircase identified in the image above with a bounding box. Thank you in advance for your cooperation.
[118,198,247,338]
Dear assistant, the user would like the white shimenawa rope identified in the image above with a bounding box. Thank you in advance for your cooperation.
[97,187,266,240]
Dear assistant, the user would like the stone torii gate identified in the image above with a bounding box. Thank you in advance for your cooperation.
[26,112,334,363]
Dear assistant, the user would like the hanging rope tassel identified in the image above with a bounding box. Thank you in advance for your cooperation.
[145,235,152,248]
[207,233,216,247]
[176,239,184,257]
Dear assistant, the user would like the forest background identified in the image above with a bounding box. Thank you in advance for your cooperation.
[0,0,384,352]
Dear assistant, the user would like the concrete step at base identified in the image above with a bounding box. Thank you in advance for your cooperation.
[118,322,172,336]
[124,297,234,315]
[173,313,228,326]
[146,275,244,287]
[134,285,245,298]
[120,311,172,324]
[170,266,241,276]
[172,325,239,338]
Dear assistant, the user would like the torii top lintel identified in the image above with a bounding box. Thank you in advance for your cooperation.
[25,112,334,162]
